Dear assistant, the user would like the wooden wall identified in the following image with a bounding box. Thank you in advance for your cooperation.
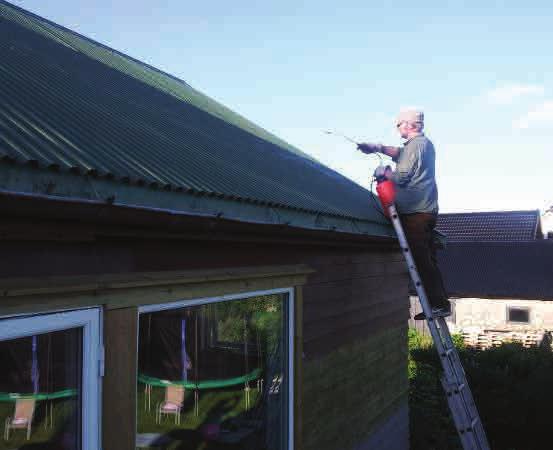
[0,237,408,354]
[0,217,410,450]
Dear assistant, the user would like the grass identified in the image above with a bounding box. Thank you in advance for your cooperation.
[136,383,264,449]
[0,384,266,449]
[137,383,261,432]
[0,398,78,450]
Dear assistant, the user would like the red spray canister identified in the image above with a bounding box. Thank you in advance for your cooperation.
[374,166,396,216]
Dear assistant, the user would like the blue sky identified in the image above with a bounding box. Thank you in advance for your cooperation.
[13,0,553,224]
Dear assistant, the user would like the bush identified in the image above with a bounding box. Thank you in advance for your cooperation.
[408,329,461,450]
[408,328,553,450]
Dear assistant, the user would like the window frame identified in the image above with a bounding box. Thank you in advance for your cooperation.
[138,286,295,450]
[506,306,531,324]
[0,307,102,450]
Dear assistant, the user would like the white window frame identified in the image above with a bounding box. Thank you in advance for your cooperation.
[0,308,102,450]
[139,287,295,450]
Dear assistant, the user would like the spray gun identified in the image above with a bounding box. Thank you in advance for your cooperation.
[324,130,384,165]
[323,130,395,216]
[323,130,359,145]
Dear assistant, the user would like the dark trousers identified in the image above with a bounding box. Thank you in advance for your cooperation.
[400,213,448,309]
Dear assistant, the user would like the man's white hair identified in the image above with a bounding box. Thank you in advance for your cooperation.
[397,109,424,131]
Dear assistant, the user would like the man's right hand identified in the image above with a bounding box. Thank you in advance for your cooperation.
[357,142,383,154]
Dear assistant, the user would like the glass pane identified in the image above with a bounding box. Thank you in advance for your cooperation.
[508,308,529,323]
[0,328,82,450]
[137,293,290,450]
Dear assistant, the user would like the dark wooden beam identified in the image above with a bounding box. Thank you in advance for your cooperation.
[102,307,138,450]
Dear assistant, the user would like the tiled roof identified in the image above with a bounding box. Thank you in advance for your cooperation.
[437,241,553,300]
[0,1,392,237]
[436,210,542,242]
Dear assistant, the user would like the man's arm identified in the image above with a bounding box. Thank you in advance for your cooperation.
[390,141,420,186]
[380,145,401,160]
[357,143,401,161]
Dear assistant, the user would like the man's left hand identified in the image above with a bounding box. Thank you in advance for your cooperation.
[357,142,383,154]
[374,165,393,180]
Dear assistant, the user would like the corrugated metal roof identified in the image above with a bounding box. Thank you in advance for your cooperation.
[436,210,542,242]
[437,241,553,300]
[0,1,390,234]
[0,1,313,162]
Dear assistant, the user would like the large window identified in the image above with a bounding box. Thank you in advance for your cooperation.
[0,309,101,450]
[136,290,293,450]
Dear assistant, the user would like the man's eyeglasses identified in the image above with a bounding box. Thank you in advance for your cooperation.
[396,122,404,128]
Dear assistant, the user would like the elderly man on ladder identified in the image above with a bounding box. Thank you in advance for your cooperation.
[358,109,451,319]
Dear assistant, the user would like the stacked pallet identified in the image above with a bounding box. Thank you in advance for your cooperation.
[461,330,550,350]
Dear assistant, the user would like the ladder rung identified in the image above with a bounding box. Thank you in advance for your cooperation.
[443,381,466,396]
[459,417,480,434]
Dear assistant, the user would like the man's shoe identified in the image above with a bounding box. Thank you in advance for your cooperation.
[413,306,451,321]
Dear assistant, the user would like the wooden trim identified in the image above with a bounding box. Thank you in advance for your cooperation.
[294,285,304,450]
[0,265,313,297]
[0,193,396,248]
[102,307,137,450]
[0,265,313,316]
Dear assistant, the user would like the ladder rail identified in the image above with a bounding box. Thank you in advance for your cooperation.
[437,317,482,422]
[388,204,490,450]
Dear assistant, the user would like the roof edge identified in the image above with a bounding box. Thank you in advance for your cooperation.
[0,163,395,239]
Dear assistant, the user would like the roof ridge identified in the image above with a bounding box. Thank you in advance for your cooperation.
[0,1,195,91]
[446,240,553,245]
[439,210,539,216]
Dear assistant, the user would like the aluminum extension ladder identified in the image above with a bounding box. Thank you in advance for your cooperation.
[387,203,490,450]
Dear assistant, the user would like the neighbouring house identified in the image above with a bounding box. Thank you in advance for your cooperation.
[438,241,553,347]
[543,206,553,239]
[409,210,553,348]
[436,209,543,242]
[0,2,410,450]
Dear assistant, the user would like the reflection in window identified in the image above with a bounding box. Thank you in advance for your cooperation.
[0,328,82,450]
[137,293,290,450]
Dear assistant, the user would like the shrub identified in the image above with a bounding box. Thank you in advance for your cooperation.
[408,328,553,450]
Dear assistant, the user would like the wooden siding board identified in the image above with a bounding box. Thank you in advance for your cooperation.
[308,267,399,284]
[303,278,407,311]
[303,295,409,327]
[303,276,402,304]
[0,265,312,296]
[303,312,407,359]
[0,266,311,316]
[303,301,406,343]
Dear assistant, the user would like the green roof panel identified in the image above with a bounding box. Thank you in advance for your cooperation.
[0,1,393,237]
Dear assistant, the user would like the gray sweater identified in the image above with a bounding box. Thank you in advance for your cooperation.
[391,134,439,215]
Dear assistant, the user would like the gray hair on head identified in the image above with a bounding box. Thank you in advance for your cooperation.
[397,109,424,132]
